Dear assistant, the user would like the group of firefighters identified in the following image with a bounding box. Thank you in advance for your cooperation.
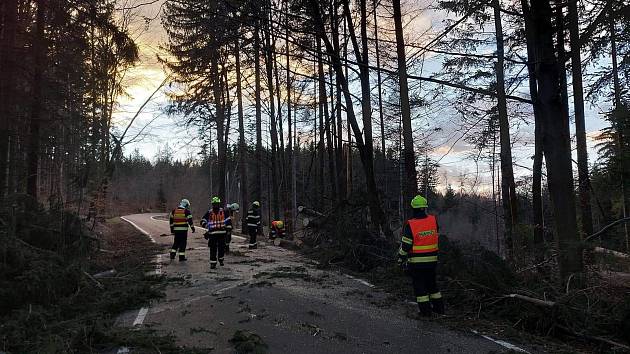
[168,194,444,316]
[168,197,285,269]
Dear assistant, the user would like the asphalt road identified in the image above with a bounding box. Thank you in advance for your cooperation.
[117,213,528,354]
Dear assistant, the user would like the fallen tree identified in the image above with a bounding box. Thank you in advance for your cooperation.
[298,203,630,350]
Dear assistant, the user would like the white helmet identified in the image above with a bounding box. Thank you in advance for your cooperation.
[229,203,240,211]
[180,199,190,208]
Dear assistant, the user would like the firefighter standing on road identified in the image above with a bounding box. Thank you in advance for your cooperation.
[246,201,261,249]
[201,196,231,269]
[169,199,195,261]
[269,220,285,240]
[398,195,445,317]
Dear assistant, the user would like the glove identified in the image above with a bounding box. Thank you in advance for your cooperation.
[397,256,408,272]
[203,232,210,240]
[191,226,196,233]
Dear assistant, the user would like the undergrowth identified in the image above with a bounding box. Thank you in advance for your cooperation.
[0,195,188,353]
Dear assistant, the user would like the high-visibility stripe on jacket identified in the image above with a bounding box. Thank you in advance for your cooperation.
[399,215,439,264]
[247,209,261,229]
[170,207,193,231]
[201,208,230,235]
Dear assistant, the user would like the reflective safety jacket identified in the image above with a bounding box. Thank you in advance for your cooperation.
[246,208,261,230]
[201,208,231,236]
[169,207,194,232]
[398,215,439,266]
[270,220,285,238]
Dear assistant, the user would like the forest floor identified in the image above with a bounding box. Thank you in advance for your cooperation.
[113,213,577,354]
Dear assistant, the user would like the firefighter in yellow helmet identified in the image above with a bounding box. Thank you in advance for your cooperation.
[269,220,285,240]
[398,195,444,316]
[169,199,195,261]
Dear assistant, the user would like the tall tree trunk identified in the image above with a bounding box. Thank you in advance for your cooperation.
[0,0,18,199]
[374,0,386,182]
[254,23,263,203]
[331,1,345,200]
[528,0,583,280]
[493,0,518,257]
[286,4,296,232]
[610,10,630,251]
[344,0,375,175]
[27,0,47,199]
[521,0,545,246]
[567,0,593,236]
[273,46,286,193]
[310,0,392,237]
[265,8,280,219]
[317,42,325,206]
[319,39,337,201]
[343,12,352,200]
[211,52,226,201]
[235,41,249,232]
[393,0,419,218]
[359,0,373,170]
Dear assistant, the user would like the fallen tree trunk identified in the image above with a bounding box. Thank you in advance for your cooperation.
[298,206,326,218]
[593,247,630,259]
[273,238,301,250]
[584,217,630,242]
[92,269,117,278]
[504,293,556,307]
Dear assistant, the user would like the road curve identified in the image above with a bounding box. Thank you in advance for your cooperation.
[118,213,526,354]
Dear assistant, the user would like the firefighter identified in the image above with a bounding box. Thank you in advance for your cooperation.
[201,196,231,269]
[225,203,239,253]
[269,220,285,240]
[398,195,444,317]
[246,201,261,249]
[169,199,195,261]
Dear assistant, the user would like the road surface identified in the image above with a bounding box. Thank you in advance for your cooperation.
[117,213,529,353]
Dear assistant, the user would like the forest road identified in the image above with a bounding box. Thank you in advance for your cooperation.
[117,213,527,354]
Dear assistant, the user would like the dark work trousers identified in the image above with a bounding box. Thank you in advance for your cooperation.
[410,265,444,315]
[170,231,188,260]
[208,233,226,265]
[248,227,258,248]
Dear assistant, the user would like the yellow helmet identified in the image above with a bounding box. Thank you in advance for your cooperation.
[411,195,428,209]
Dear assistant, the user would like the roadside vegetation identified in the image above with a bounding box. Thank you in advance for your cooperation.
[0,196,189,353]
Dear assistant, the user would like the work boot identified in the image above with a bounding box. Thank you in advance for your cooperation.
[210,263,217,269]
[179,256,187,262]
[170,250,176,260]
[418,302,432,317]
[431,299,445,315]
[249,243,257,249]
[219,259,224,266]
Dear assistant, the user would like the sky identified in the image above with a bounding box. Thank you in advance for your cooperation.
[111,0,610,194]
